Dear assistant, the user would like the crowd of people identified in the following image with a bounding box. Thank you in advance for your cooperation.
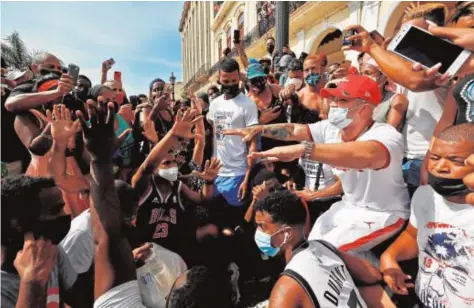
[1,2,474,308]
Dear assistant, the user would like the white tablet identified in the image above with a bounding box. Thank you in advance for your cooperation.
[387,24,472,76]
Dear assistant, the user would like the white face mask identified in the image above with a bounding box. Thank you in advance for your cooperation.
[285,77,304,90]
[328,107,352,129]
[328,103,364,130]
[158,166,179,182]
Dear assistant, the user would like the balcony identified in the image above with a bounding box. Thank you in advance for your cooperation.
[207,1,307,77]
[184,1,308,90]
[195,63,210,82]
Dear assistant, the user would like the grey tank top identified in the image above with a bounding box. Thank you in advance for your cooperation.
[372,91,395,124]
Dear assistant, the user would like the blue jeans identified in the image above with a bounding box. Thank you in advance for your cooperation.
[403,159,422,196]
[214,175,246,207]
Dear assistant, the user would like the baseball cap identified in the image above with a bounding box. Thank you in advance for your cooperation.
[247,63,267,80]
[6,70,33,81]
[320,75,382,105]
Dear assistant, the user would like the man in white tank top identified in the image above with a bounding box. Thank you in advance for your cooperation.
[253,190,394,308]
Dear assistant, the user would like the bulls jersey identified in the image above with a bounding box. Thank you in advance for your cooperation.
[283,240,367,308]
[135,179,195,259]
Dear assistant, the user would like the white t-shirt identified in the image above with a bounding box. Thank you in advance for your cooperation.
[298,158,335,191]
[207,93,259,176]
[399,87,448,160]
[60,209,93,274]
[308,120,409,217]
[409,185,474,308]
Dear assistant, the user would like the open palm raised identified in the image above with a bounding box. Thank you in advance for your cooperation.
[191,157,223,182]
[49,104,80,146]
[170,108,203,139]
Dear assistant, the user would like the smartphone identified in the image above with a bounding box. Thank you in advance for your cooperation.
[68,64,80,86]
[114,71,122,83]
[109,58,115,66]
[233,29,240,44]
[342,29,356,46]
[388,24,472,76]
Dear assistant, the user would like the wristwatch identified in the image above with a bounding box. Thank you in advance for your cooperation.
[301,141,314,160]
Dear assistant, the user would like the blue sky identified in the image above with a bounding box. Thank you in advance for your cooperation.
[1,1,184,96]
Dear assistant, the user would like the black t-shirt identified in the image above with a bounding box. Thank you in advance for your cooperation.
[8,80,35,98]
[1,82,33,164]
[135,179,196,261]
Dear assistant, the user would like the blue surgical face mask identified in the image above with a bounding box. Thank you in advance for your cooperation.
[305,72,321,87]
[328,107,352,129]
[254,227,288,258]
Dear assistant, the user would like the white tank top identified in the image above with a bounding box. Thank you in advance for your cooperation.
[283,240,367,308]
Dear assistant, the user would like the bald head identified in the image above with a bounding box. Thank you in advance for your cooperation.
[438,123,474,144]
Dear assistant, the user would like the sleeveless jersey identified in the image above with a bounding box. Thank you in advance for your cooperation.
[283,240,367,308]
[135,179,195,258]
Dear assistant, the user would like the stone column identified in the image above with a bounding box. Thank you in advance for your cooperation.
[275,1,289,52]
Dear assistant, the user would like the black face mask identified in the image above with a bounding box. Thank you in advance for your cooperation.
[262,66,270,75]
[251,78,267,94]
[221,83,240,99]
[32,215,71,245]
[267,45,275,54]
[428,173,470,197]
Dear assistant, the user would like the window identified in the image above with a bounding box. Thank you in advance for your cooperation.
[238,12,244,40]
[226,27,232,48]
[218,39,222,60]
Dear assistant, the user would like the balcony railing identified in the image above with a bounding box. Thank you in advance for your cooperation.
[184,1,307,89]
[195,63,210,82]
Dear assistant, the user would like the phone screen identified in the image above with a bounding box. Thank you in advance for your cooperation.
[394,26,464,74]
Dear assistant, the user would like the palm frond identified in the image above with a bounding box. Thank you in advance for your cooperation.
[2,31,32,69]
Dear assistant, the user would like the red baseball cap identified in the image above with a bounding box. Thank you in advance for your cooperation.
[320,75,382,105]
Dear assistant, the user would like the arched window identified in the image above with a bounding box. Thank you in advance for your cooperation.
[226,27,232,48]
[238,12,244,40]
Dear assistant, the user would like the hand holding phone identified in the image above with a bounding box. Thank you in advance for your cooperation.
[233,29,241,44]
[68,64,80,86]
[387,24,472,76]
[102,58,115,71]
[342,30,357,46]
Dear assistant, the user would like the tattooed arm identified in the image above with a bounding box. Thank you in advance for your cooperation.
[222,123,312,143]
[261,123,312,142]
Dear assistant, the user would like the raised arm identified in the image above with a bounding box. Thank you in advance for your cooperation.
[181,157,222,203]
[49,105,88,193]
[190,93,206,166]
[235,41,249,69]
[343,25,444,92]
[14,233,57,308]
[5,74,73,113]
[77,98,138,300]
[132,109,203,195]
